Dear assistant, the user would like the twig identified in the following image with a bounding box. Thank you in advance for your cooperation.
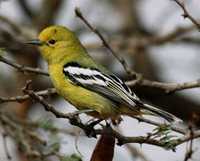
[126,144,149,161]
[127,79,200,94]
[0,88,56,103]
[75,7,142,83]
[116,127,149,161]
[74,7,200,93]
[1,131,11,160]
[184,123,194,161]
[0,56,49,76]
[85,25,195,51]
[19,82,200,149]
[173,0,200,29]
[184,113,198,161]
[1,55,200,94]
[21,80,92,133]
[75,130,84,158]
[1,114,46,145]
[21,81,75,119]
[0,15,22,33]
[20,82,200,150]
[16,0,33,18]
[149,25,195,44]
[0,111,70,160]
[133,116,186,134]
[97,126,200,148]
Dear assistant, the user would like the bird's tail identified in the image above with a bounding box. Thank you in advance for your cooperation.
[141,103,182,124]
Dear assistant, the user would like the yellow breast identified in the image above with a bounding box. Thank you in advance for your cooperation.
[48,64,119,119]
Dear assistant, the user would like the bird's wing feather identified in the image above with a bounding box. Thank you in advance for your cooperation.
[63,62,142,109]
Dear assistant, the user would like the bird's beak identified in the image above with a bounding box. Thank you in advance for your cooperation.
[26,39,45,46]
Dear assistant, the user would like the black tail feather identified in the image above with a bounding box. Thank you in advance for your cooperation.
[141,103,182,124]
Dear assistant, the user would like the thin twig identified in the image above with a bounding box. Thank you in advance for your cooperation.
[133,116,186,134]
[19,81,200,149]
[1,131,11,160]
[85,25,195,52]
[74,7,200,93]
[184,113,198,161]
[0,15,22,33]
[1,55,200,94]
[21,80,92,133]
[149,25,195,44]
[184,123,194,161]
[127,79,200,94]
[0,56,49,76]
[75,7,142,83]
[126,144,149,161]
[75,130,84,158]
[173,0,200,29]
[0,88,56,103]
[0,111,70,160]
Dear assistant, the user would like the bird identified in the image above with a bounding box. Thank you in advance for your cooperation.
[27,25,182,124]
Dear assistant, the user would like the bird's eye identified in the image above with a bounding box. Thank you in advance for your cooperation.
[49,39,56,45]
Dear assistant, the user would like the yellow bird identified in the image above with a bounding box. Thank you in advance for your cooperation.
[28,25,181,124]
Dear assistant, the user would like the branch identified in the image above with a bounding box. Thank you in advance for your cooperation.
[0,56,49,76]
[1,54,200,94]
[149,25,195,45]
[0,88,56,103]
[173,0,200,29]
[74,7,200,93]
[19,81,200,151]
[0,15,22,33]
[126,79,200,94]
[1,131,11,160]
[75,7,142,83]
[95,125,200,149]
[85,25,195,52]
[184,113,198,161]
[132,116,186,134]
[16,0,34,18]
[21,80,94,135]
[0,111,64,160]
[125,144,149,161]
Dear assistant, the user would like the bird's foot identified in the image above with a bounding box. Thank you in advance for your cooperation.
[85,119,103,138]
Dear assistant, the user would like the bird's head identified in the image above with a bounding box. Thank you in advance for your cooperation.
[27,25,81,63]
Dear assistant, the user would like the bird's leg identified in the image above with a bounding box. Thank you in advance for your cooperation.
[73,109,94,115]
[69,109,94,126]
[111,117,123,126]
[85,119,103,138]
[69,109,95,132]
[71,109,104,137]
[88,119,103,127]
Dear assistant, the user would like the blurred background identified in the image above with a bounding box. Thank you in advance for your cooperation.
[0,0,200,161]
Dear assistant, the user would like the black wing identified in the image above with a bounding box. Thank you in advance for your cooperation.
[63,62,142,109]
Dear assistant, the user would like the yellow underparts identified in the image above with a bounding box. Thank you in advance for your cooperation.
[49,64,117,119]
[49,64,140,119]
